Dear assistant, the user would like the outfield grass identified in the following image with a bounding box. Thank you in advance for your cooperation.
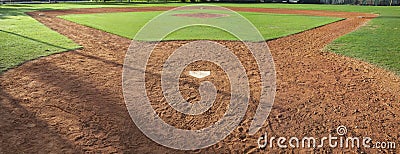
[0,3,399,74]
[60,11,341,41]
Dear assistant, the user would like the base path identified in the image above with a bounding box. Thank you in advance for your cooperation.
[1,6,399,153]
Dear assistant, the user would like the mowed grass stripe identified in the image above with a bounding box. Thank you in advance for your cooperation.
[0,6,82,72]
[0,8,80,72]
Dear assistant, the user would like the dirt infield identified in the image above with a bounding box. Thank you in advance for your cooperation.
[1,6,399,153]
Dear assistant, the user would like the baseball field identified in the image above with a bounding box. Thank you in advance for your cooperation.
[0,2,399,153]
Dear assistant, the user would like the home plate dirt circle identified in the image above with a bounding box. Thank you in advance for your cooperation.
[123,6,276,150]
[1,6,399,153]
[142,41,262,129]
[124,5,276,150]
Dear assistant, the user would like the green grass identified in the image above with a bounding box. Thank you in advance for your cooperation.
[0,14,80,72]
[327,16,400,74]
[0,3,182,72]
[0,6,79,72]
[59,11,341,41]
[218,4,400,74]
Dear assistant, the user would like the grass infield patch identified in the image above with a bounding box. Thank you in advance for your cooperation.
[60,11,341,41]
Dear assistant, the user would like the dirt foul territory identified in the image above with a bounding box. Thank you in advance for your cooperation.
[1,6,399,153]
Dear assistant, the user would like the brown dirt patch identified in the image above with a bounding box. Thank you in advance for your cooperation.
[1,6,399,153]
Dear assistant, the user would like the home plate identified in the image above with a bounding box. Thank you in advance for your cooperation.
[189,71,211,78]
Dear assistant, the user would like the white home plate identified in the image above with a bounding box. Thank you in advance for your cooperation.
[189,71,211,78]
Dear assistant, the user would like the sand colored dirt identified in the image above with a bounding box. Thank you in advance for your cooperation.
[1,6,399,153]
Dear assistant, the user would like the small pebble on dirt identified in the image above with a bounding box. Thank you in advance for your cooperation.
[239,134,246,140]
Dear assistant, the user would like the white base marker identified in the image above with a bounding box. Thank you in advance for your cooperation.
[189,71,211,78]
